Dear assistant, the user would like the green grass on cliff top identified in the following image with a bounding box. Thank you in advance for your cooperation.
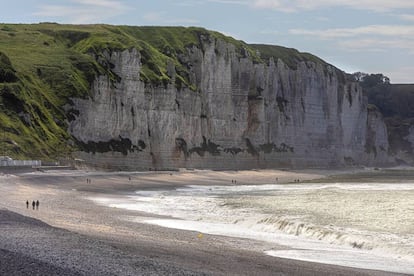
[0,23,329,160]
[0,23,326,90]
[250,44,327,69]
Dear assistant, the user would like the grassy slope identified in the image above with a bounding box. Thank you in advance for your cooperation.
[249,44,327,69]
[0,23,329,160]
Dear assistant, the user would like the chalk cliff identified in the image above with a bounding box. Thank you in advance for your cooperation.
[365,83,414,165]
[68,36,390,170]
[0,24,396,168]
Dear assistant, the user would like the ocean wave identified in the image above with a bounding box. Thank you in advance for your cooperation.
[240,215,414,262]
[89,181,414,271]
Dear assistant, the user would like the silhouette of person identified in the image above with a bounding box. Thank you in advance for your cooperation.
[36,200,39,210]
[32,201,35,210]
[26,200,29,209]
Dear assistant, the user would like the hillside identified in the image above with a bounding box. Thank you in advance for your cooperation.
[0,23,327,161]
[364,82,414,164]
[0,23,394,169]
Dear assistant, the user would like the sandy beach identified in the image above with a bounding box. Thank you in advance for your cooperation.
[0,168,406,275]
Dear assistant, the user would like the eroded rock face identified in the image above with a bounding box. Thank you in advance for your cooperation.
[404,126,414,163]
[68,40,391,170]
[386,118,414,165]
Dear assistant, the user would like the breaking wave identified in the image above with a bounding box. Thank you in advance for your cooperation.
[238,214,414,262]
[90,181,414,273]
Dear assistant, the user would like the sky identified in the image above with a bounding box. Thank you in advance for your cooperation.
[1,0,413,83]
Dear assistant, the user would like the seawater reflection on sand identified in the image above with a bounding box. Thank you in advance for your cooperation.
[90,182,414,274]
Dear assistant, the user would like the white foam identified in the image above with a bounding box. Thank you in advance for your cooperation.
[89,182,414,274]
[265,249,414,274]
[174,183,414,196]
[142,217,414,274]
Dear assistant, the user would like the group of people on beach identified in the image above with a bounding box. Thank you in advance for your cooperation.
[26,200,39,210]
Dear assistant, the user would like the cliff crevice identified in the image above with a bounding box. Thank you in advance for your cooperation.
[0,24,398,168]
[69,36,391,169]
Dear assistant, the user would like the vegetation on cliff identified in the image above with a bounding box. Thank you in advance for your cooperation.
[0,23,332,160]
[250,44,326,69]
[355,72,414,160]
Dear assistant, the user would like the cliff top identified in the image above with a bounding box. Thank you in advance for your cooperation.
[0,23,329,78]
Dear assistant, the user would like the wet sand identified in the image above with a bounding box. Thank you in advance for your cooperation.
[0,168,406,275]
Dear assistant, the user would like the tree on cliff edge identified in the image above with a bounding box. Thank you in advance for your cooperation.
[353,72,390,88]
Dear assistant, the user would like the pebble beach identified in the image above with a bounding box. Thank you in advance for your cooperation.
[0,168,405,275]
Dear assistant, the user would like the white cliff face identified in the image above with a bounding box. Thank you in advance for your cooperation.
[68,39,391,170]
[364,107,390,166]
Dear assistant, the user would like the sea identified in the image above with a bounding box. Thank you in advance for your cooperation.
[90,170,414,274]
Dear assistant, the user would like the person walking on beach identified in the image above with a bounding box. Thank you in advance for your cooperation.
[36,200,39,210]
[32,200,35,210]
[26,200,29,209]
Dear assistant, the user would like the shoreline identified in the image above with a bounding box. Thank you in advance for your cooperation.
[0,168,408,275]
